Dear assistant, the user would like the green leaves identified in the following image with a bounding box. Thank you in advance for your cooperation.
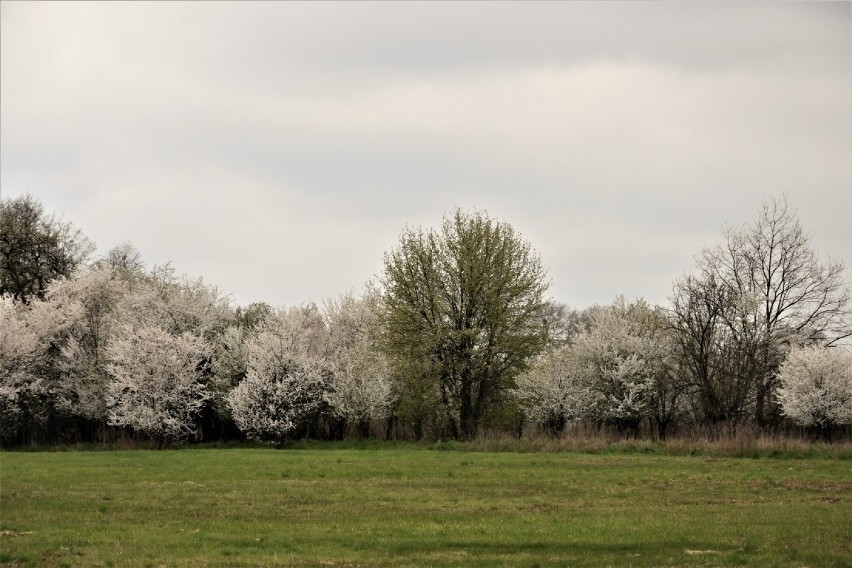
[382,209,549,439]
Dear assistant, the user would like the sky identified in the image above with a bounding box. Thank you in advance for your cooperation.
[2,1,850,310]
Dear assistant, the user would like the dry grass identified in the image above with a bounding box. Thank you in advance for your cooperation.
[441,424,852,459]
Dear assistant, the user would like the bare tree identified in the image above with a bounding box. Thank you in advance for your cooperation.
[669,274,761,426]
[539,301,593,347]
[96,242,144,275]
[704,197,850,426]
[672,197,851,429]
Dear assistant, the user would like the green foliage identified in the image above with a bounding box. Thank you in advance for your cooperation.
[382,209,549,440]
[0,194,94,302]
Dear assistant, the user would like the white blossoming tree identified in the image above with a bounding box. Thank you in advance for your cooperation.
[227,306,329,444]
[324,292,395,437]
[0,295,32,443]
[776,346,852,440]
[513,345,592,434]
[569,298,674,435]
[105,325,210,445]
[46,267,127,424]
[123,264,232,341]
[0,291,86,443]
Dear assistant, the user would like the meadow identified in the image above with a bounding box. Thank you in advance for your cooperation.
[1,444,850,567]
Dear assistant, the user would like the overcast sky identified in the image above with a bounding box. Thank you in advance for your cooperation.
[2,2,850,309]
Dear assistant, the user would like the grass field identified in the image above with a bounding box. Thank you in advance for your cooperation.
[1,445,850,567]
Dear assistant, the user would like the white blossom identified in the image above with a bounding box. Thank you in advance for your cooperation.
[123,264,232,340]
[514,345,593,431]
[106,325,210,444]
[776,346,852,431]
[0,292,85,430]
[324,292,395,429]
[226,307,328,443]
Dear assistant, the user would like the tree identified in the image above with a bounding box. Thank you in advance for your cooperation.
[569,298,673,436]
[0,195,94,302]
[226,306,329,444]
[324,291,395,438]
[45,267,131,427]
[382,209,549,440]
[622,300,683,439]
[776,346,852,440]
[95,242,144,276]
[209,326,251,421]
[235,302,274,331]
[208,304,273,439]
[669,273,763,427]
[105,325,210,445]
[0,295,35,443]
[539,301,592,347]
[513,345,588,434]
[696,196,851,427]
[124,264,233,341]
[0,289,86,444]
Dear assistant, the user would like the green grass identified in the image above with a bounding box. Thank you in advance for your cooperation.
[1,446,850,567]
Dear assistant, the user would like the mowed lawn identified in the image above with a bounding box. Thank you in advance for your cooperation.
[1,446,850,567]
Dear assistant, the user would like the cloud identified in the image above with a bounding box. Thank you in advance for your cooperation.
[2,2,849,308]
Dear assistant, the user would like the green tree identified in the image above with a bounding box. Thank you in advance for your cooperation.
[0,195,94,302]
[382,209,549,440]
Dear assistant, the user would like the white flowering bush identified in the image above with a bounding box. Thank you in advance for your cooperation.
[106,325,210,445]
[227,307,328,443]
[0,292,86,440]
[514,346,591,433]
[324,292,395,435]
[776,346,852,438]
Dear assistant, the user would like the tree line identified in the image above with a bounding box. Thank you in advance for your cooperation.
[1,195,850,446]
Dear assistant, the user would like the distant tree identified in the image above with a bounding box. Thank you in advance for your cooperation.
[324,291,395,438]
[0,295,34,443]
[0,382,21,446]
[0,289,87,444]
[45,268,127,426]
[382,209,549,440]
[513,345,587,434]
[105,325,210,445]
[209,326,251,423]
[235,302,274,331]
[776,346,852,440]
[210,303,275,409]
[629,302,684,439]
[124,264,233,341]
[516,299,679,438]
[226,306,329,444]
[569,298,672,436]
[539,301,591,347]
[0,194,94,302]
[114,265,234,440]
[683,196,851,428]
[669,273,761,426]
[95,242,144,275]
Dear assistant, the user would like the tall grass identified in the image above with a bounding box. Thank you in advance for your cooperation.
[6,423,851,458]
[434,425,852,459]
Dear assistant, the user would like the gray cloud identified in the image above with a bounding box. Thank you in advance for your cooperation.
[2,1,850,308]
